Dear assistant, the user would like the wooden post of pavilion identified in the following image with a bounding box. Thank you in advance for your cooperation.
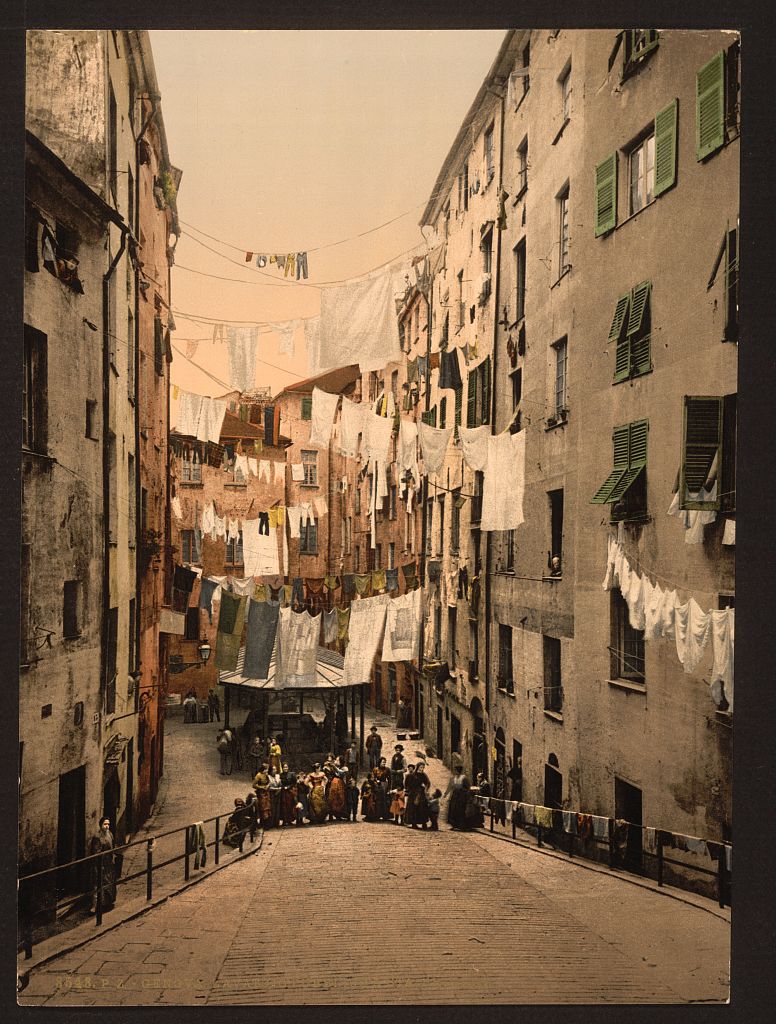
[350,686,356,739]
[359,683,365,770]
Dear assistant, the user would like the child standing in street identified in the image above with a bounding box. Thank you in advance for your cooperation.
[346,775,360,822]
[390,784,406,825]
[427,788,442,831]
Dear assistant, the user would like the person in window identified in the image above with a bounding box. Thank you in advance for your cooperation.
[549,553,562,577]
[89,817,116,913]
[445,765,471,831]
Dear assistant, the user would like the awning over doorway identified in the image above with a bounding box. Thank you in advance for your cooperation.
[219,645,347,691]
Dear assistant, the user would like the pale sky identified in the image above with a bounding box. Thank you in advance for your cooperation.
[149,29,506,413]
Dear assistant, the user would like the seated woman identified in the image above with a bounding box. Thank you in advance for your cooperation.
[222,799,249,849]
[307,763,329,824]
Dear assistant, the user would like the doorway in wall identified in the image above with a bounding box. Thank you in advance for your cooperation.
[544,753,562,809]
[56,765,86,894]
[615,776,643,871]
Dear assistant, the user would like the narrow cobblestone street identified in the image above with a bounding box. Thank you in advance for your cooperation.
[19,704,730,1006]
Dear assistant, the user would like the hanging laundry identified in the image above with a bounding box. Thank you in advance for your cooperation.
[622,567,646,631]
[305,578,325,598]
[245,251,253,262]
[722,518,735,546]
[480,431,525,532]
[343,594,390,686]
[291,577,305,607]
[198,577,219,624]
[354,573,373,598]
[667,482,718,544]
[258,511,270,536]
[591,815,610,840]
[406,357,419,384]
[710,607,734,710]
[458,566,469,598]
[296,252,309,280]
[309,386,340,448]
[317,266,404,372]
[337,606,351,643]
[418,422,452,476]
[241,518,280,576]
[314,497,328,518]
[643,577,665,641]
[226,518,239,544]
[214,515,226,539]
[226,326,259,393]
[562,811,577,835]
[372,569,387,593]
[674,597,711,673]
[270,319,300,358]
[304,316,322,376]
[215,592,247,672]
[438,348,462,390]
[253,584,268,603]
[364,411,394,465]
[427,560,442,584]
[399,419,420,486]
[276,506,285,525]
[496,188,510,230]
[324,574,340,591]
[263,405,281,447]
[291,463,305,483]
[171,495,183,521]
[459,425,490,473]
[256,254,268,268]
[201,501,215,537]
[229,576,255,598]
[247,457,258,477]
[323,608,338,644]
[382,587,422,662]
[235,453,249,479]
[342,575,356,601]
[243,599,280,680]
[299,502,315,527]
[401,561,418,590]
[268,508,279,530]
[338,397,368,458]
[277,608,321,688]
[385,568,399,592]
[185,339,199,360]
[207,442,225,469]
[273,461,285,485]
[658,588,678,638]
[601,535,619,591]
[176,390,203,437]
[286,506,302,539]
[534,806,553,830]
[212,323,226,345]
[281,584,293,606]
[284,254,296,279]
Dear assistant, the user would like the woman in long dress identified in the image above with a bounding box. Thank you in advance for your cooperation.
[252,763,272,827]
[360,774,378,821]
[327,759,349,820]
[295,772,310,825]
[372,757,392,820]
[89,817,116,912]
[307,764,329,824]
[268,768,282,828]
[445,766,471,830]
[279,763,298,826]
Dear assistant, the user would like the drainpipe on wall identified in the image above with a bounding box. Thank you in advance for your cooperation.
[417,279,433,741]
[484,85,507,725]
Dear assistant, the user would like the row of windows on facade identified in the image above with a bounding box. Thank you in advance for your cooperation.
[180,449,318,487]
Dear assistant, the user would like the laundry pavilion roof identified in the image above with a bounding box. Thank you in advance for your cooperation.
[218,644,349,691]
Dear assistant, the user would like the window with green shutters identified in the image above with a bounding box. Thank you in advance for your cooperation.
[696,51,725,160]
[591,420,648,513]
[301,396,312,420]
[465,358,491,427]
[439,396,447,429]
[595,153,617,236]
[421,406,437,428]
[454,383,463,438]
[611,281,651,382]
[680,396,722,509]
[707,225,739,342]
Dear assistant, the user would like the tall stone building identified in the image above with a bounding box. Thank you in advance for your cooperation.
[412,29,737,866]
[21,31,180,905]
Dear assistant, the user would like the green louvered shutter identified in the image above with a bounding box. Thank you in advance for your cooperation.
[627,281,651,336]
[610,293,631,383]
[466,371,477,427]
[630,334,652,375]
[696,51,725,161]
[454,384,463,438]
[654,99,678,197]
[608,420,648,502]
[595,152,618,237]
[592,424,630,503]
[681,397,722,507]
[481,356,491,425]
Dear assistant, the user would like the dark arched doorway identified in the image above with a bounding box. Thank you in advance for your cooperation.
[544,753,563,809]
[470,697,488,779]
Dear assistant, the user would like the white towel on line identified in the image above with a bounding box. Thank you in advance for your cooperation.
[459,425,490,472]
[480,431,525,532]
[309,386,340,448]
[418,422,452,477]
